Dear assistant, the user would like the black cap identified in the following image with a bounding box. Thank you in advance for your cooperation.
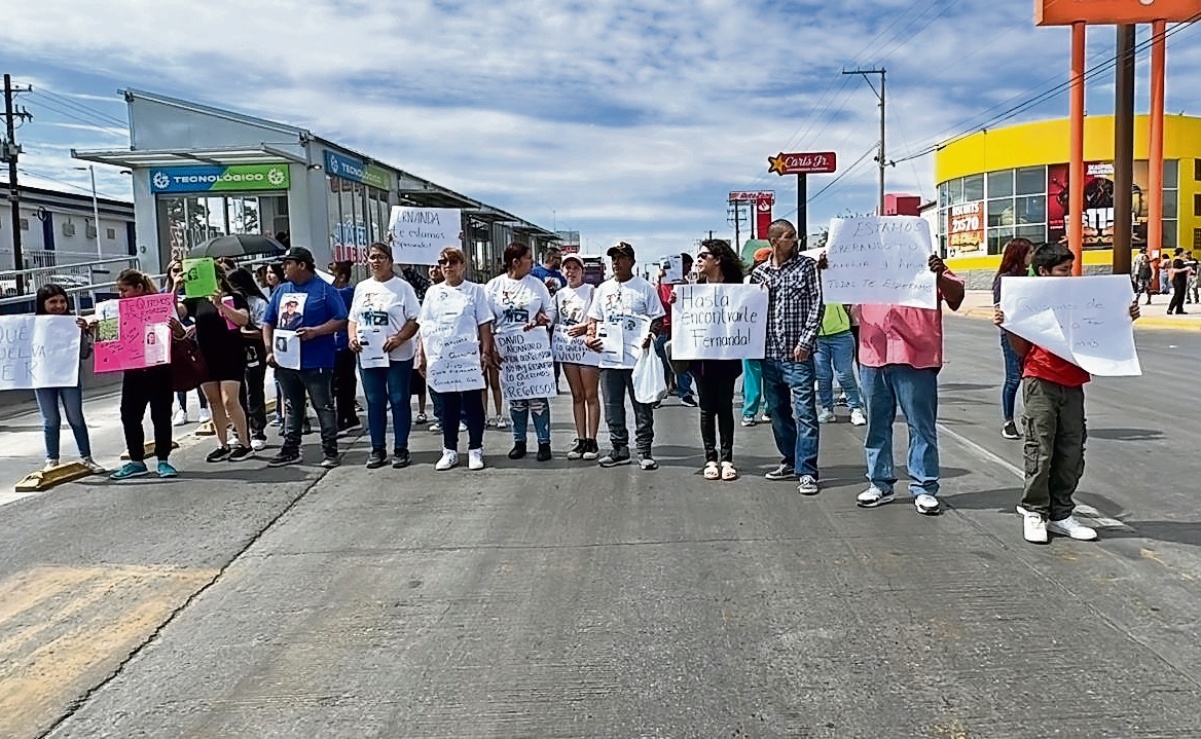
[280,246,316,268]
[607,242,635,260]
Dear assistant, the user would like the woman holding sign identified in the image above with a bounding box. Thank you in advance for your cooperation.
[32,285,105,474]
[416,247,495,471]
[485,242,556,462]
[554,254,601,460]
[349,242,421,469]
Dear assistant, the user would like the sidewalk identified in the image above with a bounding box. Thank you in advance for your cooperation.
[954,289,1201,330]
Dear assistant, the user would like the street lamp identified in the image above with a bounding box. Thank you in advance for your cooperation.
[74,165,102,260]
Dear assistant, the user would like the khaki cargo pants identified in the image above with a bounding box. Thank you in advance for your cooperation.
[1020,377,1087,521]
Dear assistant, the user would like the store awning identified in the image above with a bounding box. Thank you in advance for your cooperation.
[71,144,306,169]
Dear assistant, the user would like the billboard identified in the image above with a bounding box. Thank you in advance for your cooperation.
[1047,161,1152,249]
[768,152,837,176]
[947,201,985,254]
[1036,0,1201,26]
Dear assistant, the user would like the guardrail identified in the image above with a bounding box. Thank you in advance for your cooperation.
[0,272,167,315]
[0,256,142,299]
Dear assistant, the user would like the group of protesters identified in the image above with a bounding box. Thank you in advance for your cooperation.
[29,216,1137,546]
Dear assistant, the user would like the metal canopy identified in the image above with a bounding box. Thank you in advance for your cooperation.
[71,144,305,169]
[398,189,479,210]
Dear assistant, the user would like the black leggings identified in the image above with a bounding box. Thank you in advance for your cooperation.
[694,360,741,463]
[122,365,175,462]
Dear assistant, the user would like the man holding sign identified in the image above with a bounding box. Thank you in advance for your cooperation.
[831,217,964,515]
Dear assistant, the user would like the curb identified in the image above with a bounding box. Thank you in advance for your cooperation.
[951,307,1200,331]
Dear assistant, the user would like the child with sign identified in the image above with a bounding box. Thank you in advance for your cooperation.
[553,254,601,461]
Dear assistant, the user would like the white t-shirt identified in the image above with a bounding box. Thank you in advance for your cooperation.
[350,276,421,361]
[554,283,594,327]
[586,276,665,368]
[418,281,492,332]
[418,280,493,393]
[484,274,556,329]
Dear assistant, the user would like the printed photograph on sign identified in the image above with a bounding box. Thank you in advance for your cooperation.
[95,300,120,343]
[277,293,307,331]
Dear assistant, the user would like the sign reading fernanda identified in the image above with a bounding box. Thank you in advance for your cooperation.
[388,207,461,265]
[670,284,767,360]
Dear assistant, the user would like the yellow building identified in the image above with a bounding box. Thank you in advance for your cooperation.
[934,114,1201,275]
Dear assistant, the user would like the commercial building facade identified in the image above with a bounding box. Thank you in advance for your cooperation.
[934,114,1201,281]
[0,185,135,273]
[74,90,555,276]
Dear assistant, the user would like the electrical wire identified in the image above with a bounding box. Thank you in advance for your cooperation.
[28,88,126,128]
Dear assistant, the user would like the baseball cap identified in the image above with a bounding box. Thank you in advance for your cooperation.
[753,247,773,262]
[280,246,316,267]
[607,242,636,260]
[562,254,584,268]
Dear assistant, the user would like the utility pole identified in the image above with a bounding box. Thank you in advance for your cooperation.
[1112,25,1136,277]
[843,67,887,215]
[3,74,34,295]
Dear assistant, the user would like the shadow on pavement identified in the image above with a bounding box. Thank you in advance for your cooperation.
[1087,427,1165,442]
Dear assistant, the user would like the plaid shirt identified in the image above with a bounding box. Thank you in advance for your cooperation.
[751,252,823,360]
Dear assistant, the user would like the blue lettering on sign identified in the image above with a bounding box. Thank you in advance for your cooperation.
[325,150,368,183]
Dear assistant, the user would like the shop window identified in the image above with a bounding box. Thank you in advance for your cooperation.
[938,182,950,208]
[1163,159,1179,189]
[947,178,964,206]
[1016,195,1046,225]
[1015,225,1046,243]
[987,170,1014,199]
[1163,189,1178,219]
[1194,159,1201,182]
[963,174,985,202]
[987,199,1013,227]
[1016,166,1045,196]
[1163,221,1177,249]
[1195,193,1201,217]
[987,226,1014,255]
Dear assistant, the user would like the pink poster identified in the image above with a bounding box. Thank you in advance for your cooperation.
[93,293,177,373]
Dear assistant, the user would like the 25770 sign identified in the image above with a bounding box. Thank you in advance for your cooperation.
[768,151,837,176]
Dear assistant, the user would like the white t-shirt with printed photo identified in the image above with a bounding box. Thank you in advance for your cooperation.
[483,274,556,329]
[586,275,665,369]
[350,276,421,361]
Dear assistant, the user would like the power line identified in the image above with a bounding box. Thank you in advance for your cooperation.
[29,88,126,128]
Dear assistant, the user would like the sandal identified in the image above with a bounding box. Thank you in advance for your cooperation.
[703,461,720,480]
[721,462,738,481]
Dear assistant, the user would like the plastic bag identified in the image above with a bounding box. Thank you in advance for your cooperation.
[632,344,668,405]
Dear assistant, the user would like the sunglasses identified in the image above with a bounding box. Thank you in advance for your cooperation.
[696,252,713,260]
[438,259,460,266]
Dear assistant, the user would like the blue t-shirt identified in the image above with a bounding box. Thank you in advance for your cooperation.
[333,284,355,352]
[530,264,566,293]
[263,275,349,370]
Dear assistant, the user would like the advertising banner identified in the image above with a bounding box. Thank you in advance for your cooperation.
[324,150,392,190]
[768,151,838,176]
[149,163,290,193]
[1047,161,1152,250]
[755,195,773,240]
[0,316,81,390]
[947,201,985,255]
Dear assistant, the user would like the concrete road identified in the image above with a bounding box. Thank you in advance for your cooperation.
[1,316,1199,738]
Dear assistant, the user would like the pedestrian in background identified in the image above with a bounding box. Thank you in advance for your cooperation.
[814,302,866,427]
[1132,247,1153,305]
[33,284,105,474]
[993,237,1034,440]
[740,246,773,427]
[656,254,697,408]
[226,268,270,451]
[330,260,362,433]
[163,259,211,428]
[1167,247,1189,315]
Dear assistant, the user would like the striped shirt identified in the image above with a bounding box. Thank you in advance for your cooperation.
[751,252,823,360]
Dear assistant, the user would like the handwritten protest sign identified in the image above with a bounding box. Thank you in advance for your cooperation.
[388,206,461,265]
[821,216,937,309]
[0,316,81,390]
[273,329,301,370]
[552,323,601,366]
[495,324,556,401]
[94,293,176,373]
[670,284,767,360]
[1000,275,1141,377]
[420,291,485,393]
[183,257,218,298]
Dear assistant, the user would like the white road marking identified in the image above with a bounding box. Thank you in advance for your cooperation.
[938,422,1130,529]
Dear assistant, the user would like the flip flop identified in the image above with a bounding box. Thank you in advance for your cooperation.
[703,461,720,480]
[721,462,738,481]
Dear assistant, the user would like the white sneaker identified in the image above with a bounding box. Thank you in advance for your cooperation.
[250,438,267,452]
[80,457,106,474]
[857,486,894,508]
[1023,512,1048,544]
[797,475,820,495]
[818,408,836,424]
[435,449,459,471]
[468,448,485,470]
[1047,515,1098,541]
[459,421,467,432]
[850,408,867,426]
[495,416,509,430]
[172,409,188,426]
[198,408,212,424]
[914,493,941,515]
[759,413,771,423]
[43,458,60,472]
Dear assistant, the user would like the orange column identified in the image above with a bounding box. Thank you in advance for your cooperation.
[1148,20,1167,271]
[1069,22,1086,275]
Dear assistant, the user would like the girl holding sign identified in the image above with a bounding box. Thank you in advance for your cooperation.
[554,254,601,460]
[349,242,421,470]
[33,285,105,475]
[485,242,556,462]
[416,247,495,471]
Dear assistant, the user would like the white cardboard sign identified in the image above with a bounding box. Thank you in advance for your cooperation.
[388,207,461,266]
[821,216,937,309]
[495,324,556,401]
[0,315,81,390]
[670,284,767,360]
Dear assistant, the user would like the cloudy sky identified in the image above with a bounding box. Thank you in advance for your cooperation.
[5,0,1201,263]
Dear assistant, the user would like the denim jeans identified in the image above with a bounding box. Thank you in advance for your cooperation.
[741,359,765,419]
[359,359,414,454]
[654,333,693,398]
[600,368,655,454]
[860,364,940,497]
[35,384,92,459]
[814,331,862,410]
[1000,331,1022,422]
[439,390,486,451]
[511,397,551,444]
[761,358,820,478]
[277,367,338,458]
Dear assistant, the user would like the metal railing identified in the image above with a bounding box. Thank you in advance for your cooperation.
[0,256,141,300]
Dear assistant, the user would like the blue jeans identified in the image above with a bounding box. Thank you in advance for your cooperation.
[1000,331,1022,422]
[761,358,820,477]
[35,385,92,460]
[277,367,338,458]
[741,359,765,419]
[654,333,693,398]
[359,359,413,454]
[814,331,862,410]
[600,368,655,454]
[860,364,940,497]
[511,397,551,444]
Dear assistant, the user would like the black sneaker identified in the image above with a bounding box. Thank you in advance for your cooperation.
[227,445,254,462]
[536,442,553,462]
[320,455,340,469]
[267,451,302,468]
[1001,421,1021,440]
[566,438,585,460]
[365,451,387,469]
[508,441,527,460]
[206,446,232,463]
[680,395,699,408]
[582,438,599,461]
[392,449,411,468]
[598,447,631,467]
[764,463,798,481]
